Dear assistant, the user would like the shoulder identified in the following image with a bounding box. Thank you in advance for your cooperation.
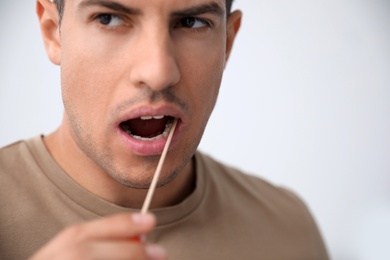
[194,151,329,258]
[0,139,30,169]
[0,135,42,159]
[0,139,27,154]
[195,151,301,207]
[0,136,43,182]
[195,151,321,236]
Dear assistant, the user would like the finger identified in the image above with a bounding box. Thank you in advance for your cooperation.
[145,244,168,260]
[29,214,162,260]
[63,213,156,241]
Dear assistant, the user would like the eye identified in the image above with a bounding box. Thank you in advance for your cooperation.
[177,17,210,29]
[96,14,125,27]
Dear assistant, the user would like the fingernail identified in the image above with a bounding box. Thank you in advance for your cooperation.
[146,244,167,260]
[131,213,154,225]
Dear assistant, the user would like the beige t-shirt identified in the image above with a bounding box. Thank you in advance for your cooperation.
[0,136,329,259]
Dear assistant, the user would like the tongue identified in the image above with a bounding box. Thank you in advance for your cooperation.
[127,117,168,138]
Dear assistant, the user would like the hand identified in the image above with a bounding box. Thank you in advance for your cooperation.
[29,213,167,260]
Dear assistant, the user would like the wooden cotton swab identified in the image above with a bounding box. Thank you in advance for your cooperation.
[141,119,178,214]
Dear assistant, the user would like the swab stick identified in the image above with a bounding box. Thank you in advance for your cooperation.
[141,119,178,214]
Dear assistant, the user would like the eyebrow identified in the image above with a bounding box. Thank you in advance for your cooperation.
[78,0,141,15]
[78,0,225,17]
[172,2,225,18]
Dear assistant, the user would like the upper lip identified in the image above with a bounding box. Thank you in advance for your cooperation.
[115,104,186,126]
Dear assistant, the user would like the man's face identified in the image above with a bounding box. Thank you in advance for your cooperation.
[56,0,238,188]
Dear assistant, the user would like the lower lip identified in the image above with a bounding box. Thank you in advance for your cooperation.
[116,124,179,156]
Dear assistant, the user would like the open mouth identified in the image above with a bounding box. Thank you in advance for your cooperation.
[119,115,176,141]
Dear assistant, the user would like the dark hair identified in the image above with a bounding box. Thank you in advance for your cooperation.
[53,0,234,24]
[53,0,65,23]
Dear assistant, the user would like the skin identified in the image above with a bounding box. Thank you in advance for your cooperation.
[34,0,241,258]
[30,213,166,260]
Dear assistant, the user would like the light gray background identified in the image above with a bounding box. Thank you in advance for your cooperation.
[1,1,389,259]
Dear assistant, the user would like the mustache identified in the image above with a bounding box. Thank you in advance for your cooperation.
[115,86,189,113]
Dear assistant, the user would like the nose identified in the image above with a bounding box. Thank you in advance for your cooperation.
[128,28,181,92]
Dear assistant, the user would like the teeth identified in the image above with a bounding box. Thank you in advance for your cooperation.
[131,120,174,141]
[140,115,165,120]
[122,118,174,141]
[153,115,164,119]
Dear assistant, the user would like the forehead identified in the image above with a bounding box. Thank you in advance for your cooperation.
[71,0,227,13]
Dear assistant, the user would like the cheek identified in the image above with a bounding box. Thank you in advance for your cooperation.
[60,24,122,90]
[189,49,225,114]
[60,32,124,114]
[60,49,120,132]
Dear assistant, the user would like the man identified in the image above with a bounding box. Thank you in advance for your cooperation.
[0,0,328,259]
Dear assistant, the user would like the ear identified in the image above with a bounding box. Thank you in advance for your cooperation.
[225,10,242,66]
[36,0,61,65]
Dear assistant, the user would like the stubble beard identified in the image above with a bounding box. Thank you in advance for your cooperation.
[66,109,203,190]
[61,74,214,190]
